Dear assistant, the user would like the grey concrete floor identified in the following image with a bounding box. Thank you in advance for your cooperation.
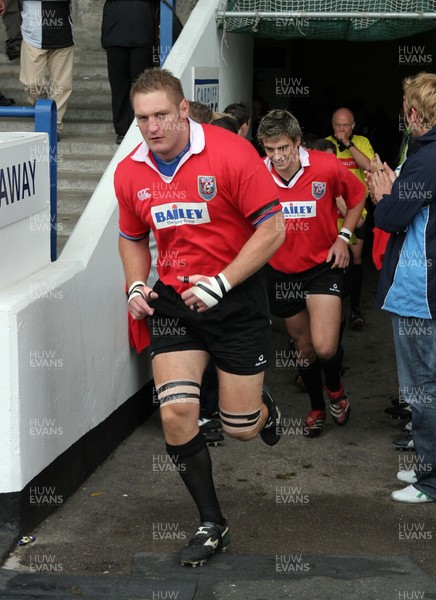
[2,257,436,597]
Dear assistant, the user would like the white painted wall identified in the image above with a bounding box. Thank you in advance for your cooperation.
[0,133,51,289]
[164,0,253,108]
[0,0,253,494]
[0,155,151,491]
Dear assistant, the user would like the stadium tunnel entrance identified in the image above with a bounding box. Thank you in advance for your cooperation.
[215,2,436,165]
[252,29,436,165]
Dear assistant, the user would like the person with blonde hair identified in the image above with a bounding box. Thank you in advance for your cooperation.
[367,72,436,503]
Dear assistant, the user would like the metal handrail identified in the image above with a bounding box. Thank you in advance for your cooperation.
[216,10,436,20]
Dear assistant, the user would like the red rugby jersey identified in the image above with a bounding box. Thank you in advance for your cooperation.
[115,120,280,293]
[266,148,366,274]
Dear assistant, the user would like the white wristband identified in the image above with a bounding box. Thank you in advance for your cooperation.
[339,227,352,238]
[217,272,232,293]
[128,289,146,304]
[128,280,146,295]
[338,233,351,244]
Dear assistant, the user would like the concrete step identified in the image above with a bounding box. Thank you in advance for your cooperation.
[63,106,112,121]
[62,115,115,135]
[0,118,33,132]
[57,211,82,237]
[57,171,102,193]
[56,191,95,255]
[58,134,117,155]
[57,155,113,174]
[0,74,111,94]
[0,119,116,136]
[62,121,115,135]
[68,91,114,107]
[0,0,119,255]
[57,190,92,215]
[0,58,108,77]
[0,91,112,110]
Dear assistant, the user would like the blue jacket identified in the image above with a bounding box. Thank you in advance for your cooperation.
[375,125,436,318]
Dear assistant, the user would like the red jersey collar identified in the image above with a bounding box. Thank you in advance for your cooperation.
[130,118,205,180]
[264,145,310,189]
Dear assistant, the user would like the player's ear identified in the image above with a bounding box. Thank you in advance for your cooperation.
[179,98,190,118]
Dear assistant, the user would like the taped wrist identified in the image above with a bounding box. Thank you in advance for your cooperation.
[190,272,232,308]
[127,280,146,304]
[338,228,352,245]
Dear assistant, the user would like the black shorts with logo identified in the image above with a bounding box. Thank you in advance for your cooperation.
[266,258,351,319]
[147,275,272,375]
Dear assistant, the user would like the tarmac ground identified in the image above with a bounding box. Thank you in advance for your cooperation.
[1,255,436,599]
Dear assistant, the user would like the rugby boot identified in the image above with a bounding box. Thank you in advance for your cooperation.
[326,384,350,426]
[350,308,365,331]
[260,389,282,446]
[398,419,412,432]
[179,519,230,567]
[392,434,414,451]
[303,410,326,438]
[203,430,224,447]
[385,404,411,420]
[199,410,222,434]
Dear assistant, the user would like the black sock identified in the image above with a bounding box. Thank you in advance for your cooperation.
[166,431,224,524]
[321,345,344,392]
[339,317,346,344]
[351,264,363,312]
[298,358,325,411]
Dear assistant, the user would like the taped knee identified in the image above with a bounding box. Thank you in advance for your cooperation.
[156,380,201,407]
[219,407,262,436]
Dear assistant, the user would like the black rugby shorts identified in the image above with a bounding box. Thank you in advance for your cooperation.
[147,275,272,375]
[266,259,351,319]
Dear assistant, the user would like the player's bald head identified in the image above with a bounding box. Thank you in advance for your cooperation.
[332,108,355,127]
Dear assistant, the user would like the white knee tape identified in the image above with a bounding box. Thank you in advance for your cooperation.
[156,380,201,406]
[219,407,262,434]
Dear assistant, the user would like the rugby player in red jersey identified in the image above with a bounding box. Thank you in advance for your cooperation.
[114,68,285,566]
[257,109,366,437]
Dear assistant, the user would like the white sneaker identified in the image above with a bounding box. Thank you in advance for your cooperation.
[391,484,434,503]
[397,470,418,484]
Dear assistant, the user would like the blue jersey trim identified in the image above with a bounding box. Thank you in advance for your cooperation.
[119,231,149,241]
[253,209,280,228]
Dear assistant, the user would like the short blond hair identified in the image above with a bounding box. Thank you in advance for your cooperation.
[130,68,184,107]
[403,72,436,130]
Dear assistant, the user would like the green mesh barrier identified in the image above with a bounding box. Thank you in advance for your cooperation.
[218,1,436,41]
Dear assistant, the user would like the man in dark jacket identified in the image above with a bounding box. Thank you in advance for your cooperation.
[367,72,436,504]
[101,0,157,144]
[1,0,22,60]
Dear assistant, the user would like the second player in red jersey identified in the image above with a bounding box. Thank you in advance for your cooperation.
[257,109,365,438]
[265,146,365,274]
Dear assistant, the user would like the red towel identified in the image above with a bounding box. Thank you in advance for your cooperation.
[125,283,151,353]
[128,312,150,353]
[372,227,390,271]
